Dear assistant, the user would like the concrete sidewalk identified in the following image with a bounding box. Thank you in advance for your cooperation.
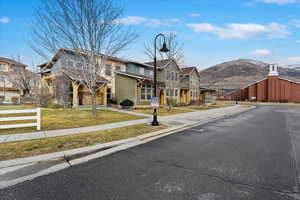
[0,105,248,144]
[0,105,253,189]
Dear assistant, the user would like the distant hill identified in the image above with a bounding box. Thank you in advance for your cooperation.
[200,59,300,89]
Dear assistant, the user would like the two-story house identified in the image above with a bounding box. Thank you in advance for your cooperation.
[0,57,27,103]
[179,67,200,104]
[145,59,181,106]
[115,61,163,107]
[39,48,127,108]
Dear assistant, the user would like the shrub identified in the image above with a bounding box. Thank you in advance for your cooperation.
[167,98,177,107]
[11,96,19,104]
[48,103,63,109]
[0,96,4,103]
[120,99,134,109]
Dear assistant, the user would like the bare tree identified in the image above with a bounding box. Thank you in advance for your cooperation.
[62,50,108,116]
[144,32,184,64]
[8,69,40,98]
[28,0,138,115]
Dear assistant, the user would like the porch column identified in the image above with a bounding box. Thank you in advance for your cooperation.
[103,86,107,106]
[72,81,79,108]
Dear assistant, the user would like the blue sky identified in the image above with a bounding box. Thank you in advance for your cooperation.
[1,0,300,69]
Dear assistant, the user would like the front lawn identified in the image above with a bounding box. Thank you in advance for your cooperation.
[134,107,192,116]
[0,123,167,160]
[0,107,144,135]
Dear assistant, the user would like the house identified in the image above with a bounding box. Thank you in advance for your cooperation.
[199,87,217,104]
[145,59,181,106]
[0,57,27,104]
[179,67,200,104]
[223,63,300,103]
[39,48,128,107]
[115,61,165,107]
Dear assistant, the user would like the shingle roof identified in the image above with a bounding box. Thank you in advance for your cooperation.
[180,67,195,75]
[0,57,27,67]
[62,67,108,83]
[145,59,173,68]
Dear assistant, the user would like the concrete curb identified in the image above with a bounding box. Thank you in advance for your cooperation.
[0,106,254,190]
[0,106,253,169]
[0,138,137,169]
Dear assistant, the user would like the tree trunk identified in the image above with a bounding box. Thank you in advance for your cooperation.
[91,91,97,117]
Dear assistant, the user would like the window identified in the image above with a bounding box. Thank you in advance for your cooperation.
[141,84,153,100]
[76,63,82,69]
[175,73,178,81]
[166,71,170,80]
[0,63,7,71]
[175,89,178,97]
[105,64,112,76]
[170,89,174,97]
[139,67,145,75]
[115,66,121,71]
[149,70,154,76]
[171,72,175,80]
[67,60,73,67]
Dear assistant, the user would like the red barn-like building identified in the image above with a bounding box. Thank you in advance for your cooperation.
[224,63,300,103]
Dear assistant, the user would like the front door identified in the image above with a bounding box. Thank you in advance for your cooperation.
[159,90,164,106]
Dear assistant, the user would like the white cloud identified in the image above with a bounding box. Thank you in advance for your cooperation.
[189,13,201,17]
[257,0,299,4]
[0,17,10,24]
[186,22,290,39]
[251,49,271,57]
[296,40,300,43]
[288,56,300,63]
[115,16,147,25]
[116,16,180,28]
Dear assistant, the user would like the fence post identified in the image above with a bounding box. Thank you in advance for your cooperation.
[37,108,41,131]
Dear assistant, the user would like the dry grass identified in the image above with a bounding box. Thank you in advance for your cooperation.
[0,123,167,160]
[134,107,192,116]
[0,106,144,135]
[184,104,233,110]
[0,105,36,110]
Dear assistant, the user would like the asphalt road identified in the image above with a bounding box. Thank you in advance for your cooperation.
[1,105,300,200]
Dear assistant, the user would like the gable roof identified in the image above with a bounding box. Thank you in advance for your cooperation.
[116,71,153,81]
[0,57,27,67]
[39,48,129,71]
[145,59,172,68]
[145,59,181,72]
[180,67,200,78]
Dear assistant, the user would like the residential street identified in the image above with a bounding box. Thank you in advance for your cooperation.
[1,105,300,200]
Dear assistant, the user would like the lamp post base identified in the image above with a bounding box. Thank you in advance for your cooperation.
[151,109,159,126]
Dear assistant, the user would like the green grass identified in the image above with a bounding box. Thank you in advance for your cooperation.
[0,106,144,135]
[0,123,167,160]
[134,107,192,116]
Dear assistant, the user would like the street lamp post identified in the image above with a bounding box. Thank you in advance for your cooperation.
[151,33,169,126]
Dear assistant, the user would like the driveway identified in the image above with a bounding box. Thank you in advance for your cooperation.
[1,105,300,200]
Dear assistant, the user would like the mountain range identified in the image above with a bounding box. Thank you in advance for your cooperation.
[199,59,300,89]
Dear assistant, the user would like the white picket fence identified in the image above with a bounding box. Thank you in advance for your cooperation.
[0,108,41,131]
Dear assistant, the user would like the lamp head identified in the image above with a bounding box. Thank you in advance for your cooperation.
[160,42,169,53]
